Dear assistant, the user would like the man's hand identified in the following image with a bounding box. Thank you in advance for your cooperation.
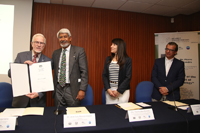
[24,60,34,65]
[26,92,39,99]
[159,87,169,95]
[162,92,169,96]
[76,90,85,101]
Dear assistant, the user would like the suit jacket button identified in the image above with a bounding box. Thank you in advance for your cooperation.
[165,80,167,82]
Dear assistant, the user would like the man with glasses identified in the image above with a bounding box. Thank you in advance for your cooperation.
[8,33,51,107]
[151,42,185,101]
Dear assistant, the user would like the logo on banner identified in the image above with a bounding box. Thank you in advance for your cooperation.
[186,46,190,50]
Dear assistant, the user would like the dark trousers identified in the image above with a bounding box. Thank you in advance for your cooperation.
[54,83,80,107]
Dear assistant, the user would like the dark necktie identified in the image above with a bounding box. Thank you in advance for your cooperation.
[33,54,38,63]
[59,49,66,87]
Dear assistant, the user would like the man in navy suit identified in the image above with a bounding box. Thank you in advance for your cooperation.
[151,42,185,101]
[8,33,51,107]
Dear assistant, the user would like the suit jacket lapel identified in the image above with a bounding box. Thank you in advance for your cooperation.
[69,45,76,76]
[38,53,44,62]
[55,48,62,78]
[161,57,166,78]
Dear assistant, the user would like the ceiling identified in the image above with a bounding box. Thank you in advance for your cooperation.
[34,0,200,17]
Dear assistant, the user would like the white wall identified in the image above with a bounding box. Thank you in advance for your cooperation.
[0,0,33,83]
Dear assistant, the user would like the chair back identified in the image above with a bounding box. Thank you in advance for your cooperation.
[135,81,154,103]
[102,89,106,104]
[0,82,13,108]
[81,84,93,106]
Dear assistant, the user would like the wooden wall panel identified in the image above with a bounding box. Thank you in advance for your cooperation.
[189,11,200,31]
[31,3,199,106]
[171,11,200,32]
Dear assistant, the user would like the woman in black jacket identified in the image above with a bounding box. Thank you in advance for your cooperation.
[102,38,132,104]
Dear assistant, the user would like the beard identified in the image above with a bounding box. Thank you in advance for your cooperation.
[60,41,70,48]
[34,49,42,54]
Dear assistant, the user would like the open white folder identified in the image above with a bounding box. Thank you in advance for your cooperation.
[10,61,54,97]
[0,107,44,117]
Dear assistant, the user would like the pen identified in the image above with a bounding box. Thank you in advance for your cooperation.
[115,105,121,109]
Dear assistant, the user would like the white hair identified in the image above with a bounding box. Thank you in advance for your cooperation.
[32,33,46,44]
[57,28,71,38]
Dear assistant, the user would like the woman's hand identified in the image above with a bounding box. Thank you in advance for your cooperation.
[107,89,115,97]
[113,90,120,98]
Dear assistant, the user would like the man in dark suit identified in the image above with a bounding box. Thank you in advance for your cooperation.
[52,28,88,106]
[8,33,51,107]
[151,42,185,101]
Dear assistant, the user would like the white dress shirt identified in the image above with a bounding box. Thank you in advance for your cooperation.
[165,57,174,76]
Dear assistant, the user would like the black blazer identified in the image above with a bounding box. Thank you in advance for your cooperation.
[151,57,185,100]
[102,56,132,94]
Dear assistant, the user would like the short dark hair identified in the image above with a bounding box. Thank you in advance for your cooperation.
[167,42,178,51]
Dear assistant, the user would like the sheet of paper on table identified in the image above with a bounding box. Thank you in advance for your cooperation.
[22,107,44,116]
[118,102,142,110]
[162,101,188,107]
[66,107,90,114]
[178,106,189,110]
[0,107,44,117]
[136,102,151,107]
[0,108,25,117]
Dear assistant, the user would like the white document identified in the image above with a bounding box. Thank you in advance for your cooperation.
[0,107,44,117]
[0,117,17,131]
[63,113,96,128]
[29,61,54,93]
[128,108,155,122]
[0,108,25,117]
[118,102,142,110]
[11,63,30,97]
[178,106,189,110]
[191,104,200,115]
[136,102,151,107]
[11,61,54,97]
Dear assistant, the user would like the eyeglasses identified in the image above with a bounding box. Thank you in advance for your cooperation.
[33,41,45,45]
[165,48,175,52]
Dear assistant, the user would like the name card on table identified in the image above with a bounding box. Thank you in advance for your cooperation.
[0,117,17,131]
[127,108,155,122]
[63,113,96,128]
[191,104,200,115]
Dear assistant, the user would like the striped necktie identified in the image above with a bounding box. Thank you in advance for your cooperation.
[33,54,38,63]
[59,49,66,87]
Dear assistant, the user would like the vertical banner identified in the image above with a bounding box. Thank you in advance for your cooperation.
[155,32,200,100]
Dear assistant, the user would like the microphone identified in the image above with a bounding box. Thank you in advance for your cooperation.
[168,83,178,111]
[54,100,63,115]
[54,88,65,115]
[168,84,189,133]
